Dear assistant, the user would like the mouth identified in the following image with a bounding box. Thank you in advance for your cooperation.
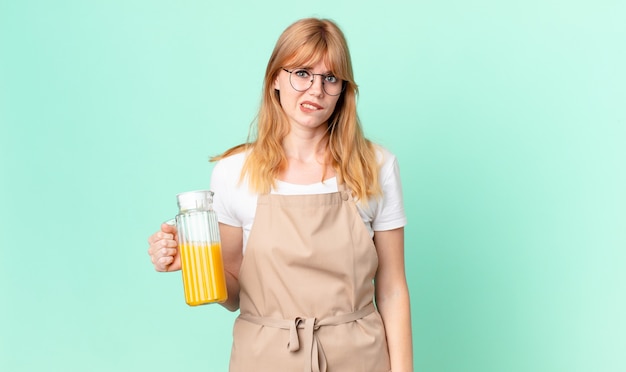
[301,101,323,111]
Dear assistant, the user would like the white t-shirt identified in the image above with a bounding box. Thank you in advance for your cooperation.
[210,145,406,253]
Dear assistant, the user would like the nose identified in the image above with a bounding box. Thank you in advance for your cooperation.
[308,74,324,96]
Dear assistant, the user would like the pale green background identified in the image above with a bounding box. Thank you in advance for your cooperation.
[1,0,624,371]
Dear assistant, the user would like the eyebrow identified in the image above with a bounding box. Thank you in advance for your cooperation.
[293,66,335,75]
[295,66,335,75]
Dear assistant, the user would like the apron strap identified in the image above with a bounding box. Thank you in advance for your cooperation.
[238,303,376,372]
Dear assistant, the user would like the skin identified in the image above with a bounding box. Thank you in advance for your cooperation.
[374,228,414,372]
[147,59,413,371]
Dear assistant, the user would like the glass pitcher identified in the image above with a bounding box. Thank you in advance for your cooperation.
[171,190,228,306]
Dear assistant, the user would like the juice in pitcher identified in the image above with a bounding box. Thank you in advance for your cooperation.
[179,241,227,305]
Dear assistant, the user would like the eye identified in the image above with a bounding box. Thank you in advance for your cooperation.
[324,75,338,84]
[294,69,311,79]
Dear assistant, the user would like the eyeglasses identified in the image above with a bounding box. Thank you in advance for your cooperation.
[282,68,345,96]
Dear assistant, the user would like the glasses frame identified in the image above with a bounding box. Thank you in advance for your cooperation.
[281,68,345,96]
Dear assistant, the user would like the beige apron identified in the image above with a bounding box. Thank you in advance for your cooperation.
[229,186,391,372]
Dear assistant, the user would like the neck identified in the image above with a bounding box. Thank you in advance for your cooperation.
[282,126,329,163]
[279,126,335,184]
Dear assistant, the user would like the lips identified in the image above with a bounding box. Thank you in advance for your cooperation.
[301,101,323,111]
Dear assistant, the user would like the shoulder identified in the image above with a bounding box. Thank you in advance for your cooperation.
[213,151,247,172]
[210,150,250,197]
[372,144,399,180]
[212,151,248,183]
[359,143,406,231]
[210,150,257,227]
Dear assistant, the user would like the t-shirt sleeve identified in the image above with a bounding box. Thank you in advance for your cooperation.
[210,158,242,227]
[371,153,407,231]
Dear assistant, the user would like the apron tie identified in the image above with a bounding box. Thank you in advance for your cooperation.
[288,317,304,352]
[239,303,375,372]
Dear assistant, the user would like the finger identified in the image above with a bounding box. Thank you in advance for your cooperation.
[161,223,177,234]
[158,247,178,258]
[148,239,177,256]
[151,246,176,268]
[155,255,174,271]
[147,231,175,244]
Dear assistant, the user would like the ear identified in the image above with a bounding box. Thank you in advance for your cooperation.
[273,75,280,91]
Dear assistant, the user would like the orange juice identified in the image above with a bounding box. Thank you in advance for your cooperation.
[179,242,228,306]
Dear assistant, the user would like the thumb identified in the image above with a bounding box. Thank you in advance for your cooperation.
[161,221,177,235]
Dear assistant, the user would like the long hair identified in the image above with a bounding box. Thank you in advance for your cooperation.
[212,18,381,201]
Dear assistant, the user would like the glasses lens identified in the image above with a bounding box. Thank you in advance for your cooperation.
[322,76,343,96]
[289,70,312,92]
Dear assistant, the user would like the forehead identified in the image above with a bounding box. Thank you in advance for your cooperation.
[285,57,334,73]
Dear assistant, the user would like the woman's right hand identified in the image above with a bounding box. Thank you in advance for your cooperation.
[147,223,181,272]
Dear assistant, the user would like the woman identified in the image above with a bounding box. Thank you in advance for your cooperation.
[148,18,413,372]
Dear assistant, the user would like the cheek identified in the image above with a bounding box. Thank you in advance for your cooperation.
[327,97,340,113]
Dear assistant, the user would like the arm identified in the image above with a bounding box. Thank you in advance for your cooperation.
[374,227,413,372]
[218,222,243,312]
